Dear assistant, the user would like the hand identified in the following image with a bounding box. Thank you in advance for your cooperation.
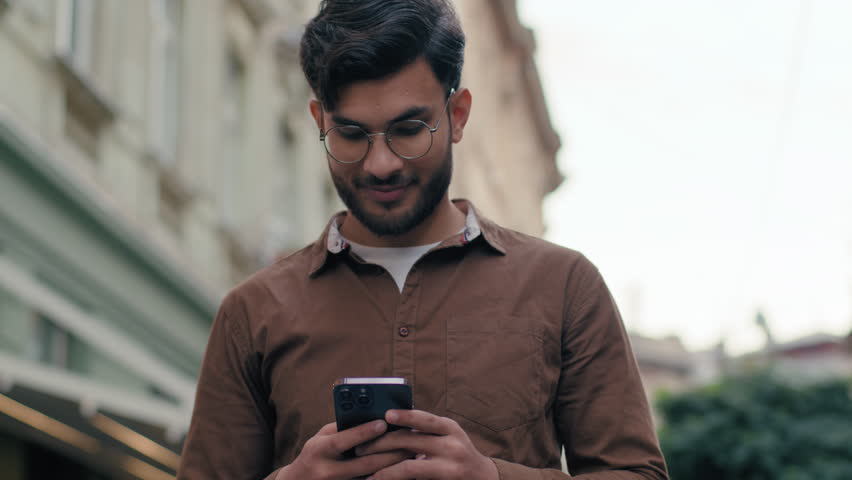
[354,410,499,480]
[277,420,413,480]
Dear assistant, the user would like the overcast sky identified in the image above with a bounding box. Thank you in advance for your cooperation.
[517,0,852,354]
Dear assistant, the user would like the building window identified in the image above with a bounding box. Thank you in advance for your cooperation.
[157,172,187,237]
[220,49,247,229]
[148,0,183,165]
[55,0,96,73]
[150,0,189,238]
[28,315,70,369]
[54,0,115,160]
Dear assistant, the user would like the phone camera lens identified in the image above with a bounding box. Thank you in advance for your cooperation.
[340,389,353,401]
[341,401,354,411]
[357,395,370,406]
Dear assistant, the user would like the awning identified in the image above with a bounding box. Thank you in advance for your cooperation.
[0,384,182,480]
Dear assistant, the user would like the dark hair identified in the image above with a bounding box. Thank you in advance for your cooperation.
[300,0,465,111]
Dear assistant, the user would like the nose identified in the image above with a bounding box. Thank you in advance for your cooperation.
[361,134,404,180]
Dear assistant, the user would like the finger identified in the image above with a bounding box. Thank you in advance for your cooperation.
[385,410,457,436]
[356,429,441,457]
[343,450,414,479]
[369,458,445,480]
[316,422,338,436]
[324,420,387,455]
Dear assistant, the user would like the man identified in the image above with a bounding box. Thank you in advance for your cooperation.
[178,1,669,479]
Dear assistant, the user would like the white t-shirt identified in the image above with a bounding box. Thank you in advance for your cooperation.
[348,240,441,292]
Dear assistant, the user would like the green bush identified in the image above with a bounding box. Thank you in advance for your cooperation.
[658,373,852,480]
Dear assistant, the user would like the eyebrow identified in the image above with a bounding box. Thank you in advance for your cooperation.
[331,106,431,130]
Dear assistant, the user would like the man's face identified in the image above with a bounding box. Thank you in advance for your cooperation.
[311,59,468,237]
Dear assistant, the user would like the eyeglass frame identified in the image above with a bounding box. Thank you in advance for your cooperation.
[318,88,456,165]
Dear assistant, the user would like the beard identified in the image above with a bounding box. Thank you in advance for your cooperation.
[330,148,453,237]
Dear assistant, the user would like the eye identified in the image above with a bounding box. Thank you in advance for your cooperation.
[333,126,367,141]
[389,121,427,137]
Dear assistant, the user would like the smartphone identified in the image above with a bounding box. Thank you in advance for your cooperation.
[333,377,413,457]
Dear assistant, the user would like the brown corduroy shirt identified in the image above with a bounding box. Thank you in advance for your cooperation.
[178,200,668,480]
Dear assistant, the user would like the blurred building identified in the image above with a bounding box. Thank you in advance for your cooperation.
[770,333,852,380]
[453,0,562,236]
[736,332,852,382]
[632,335,695,400]
[728,312,852,381]
[633,326,852,425]
[630,334,727,425]
[0,0,561,478]
[0,1,332,478]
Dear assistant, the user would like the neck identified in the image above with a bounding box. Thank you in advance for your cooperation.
[340,196,466,248]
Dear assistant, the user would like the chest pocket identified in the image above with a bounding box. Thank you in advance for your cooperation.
[446,315,545,432]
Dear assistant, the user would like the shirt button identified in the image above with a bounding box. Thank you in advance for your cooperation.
[398,327,410,337]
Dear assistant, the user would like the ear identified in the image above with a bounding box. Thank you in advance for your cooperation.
[309,99,325,131]
[449,87,472,144]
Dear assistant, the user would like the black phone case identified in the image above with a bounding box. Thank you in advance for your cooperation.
[333,383,413,458]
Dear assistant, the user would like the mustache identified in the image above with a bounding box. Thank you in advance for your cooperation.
[354,172,417,189]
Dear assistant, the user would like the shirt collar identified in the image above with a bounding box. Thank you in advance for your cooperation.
[308,199,506,278]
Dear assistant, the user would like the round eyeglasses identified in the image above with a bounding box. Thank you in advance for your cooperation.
[319,89,455,164]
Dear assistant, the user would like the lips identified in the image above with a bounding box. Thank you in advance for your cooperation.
[365,184,409,203]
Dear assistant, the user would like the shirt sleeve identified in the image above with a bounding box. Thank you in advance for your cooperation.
[177,292,281,480]
[490,256,669,480]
